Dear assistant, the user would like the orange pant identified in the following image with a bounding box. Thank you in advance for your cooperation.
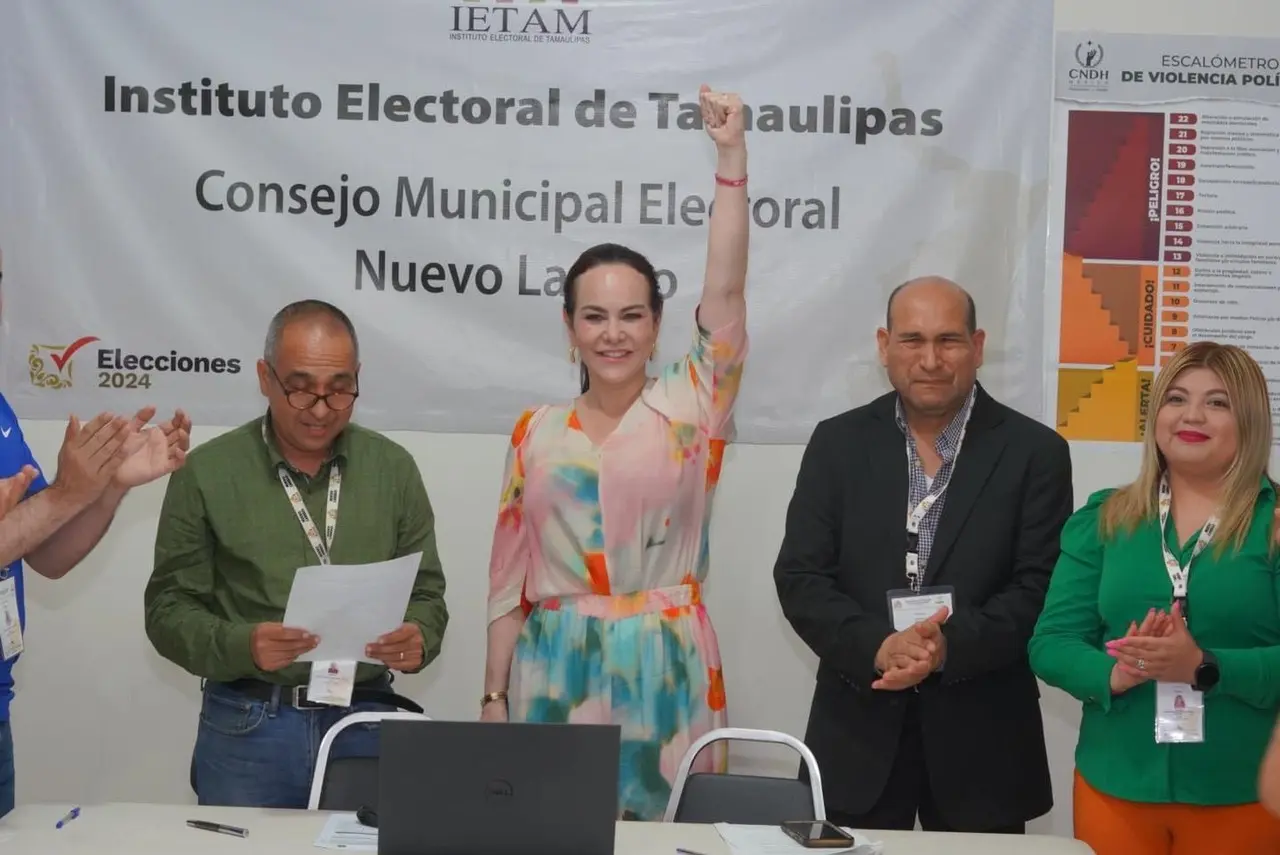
[1074,770,1280,855]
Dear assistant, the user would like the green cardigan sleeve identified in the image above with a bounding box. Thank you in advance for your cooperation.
[1030,489,1119,712]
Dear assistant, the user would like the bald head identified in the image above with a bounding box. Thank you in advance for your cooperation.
[886,276,976,335]
[263,299,359,365]
[877,276,985,424]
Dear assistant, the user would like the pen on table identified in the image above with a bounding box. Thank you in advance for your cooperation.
[186,819,250,838]
[55,806,81,829]
[676,848,708,855]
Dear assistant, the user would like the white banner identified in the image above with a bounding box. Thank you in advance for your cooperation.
[0,0,1052,442]
[1046,31,1280,443]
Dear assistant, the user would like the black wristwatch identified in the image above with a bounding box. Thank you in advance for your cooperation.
[1193,650,1220,692]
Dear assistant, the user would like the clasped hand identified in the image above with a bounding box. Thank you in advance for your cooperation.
[1106,603,1203,693]
[872,606,949,691]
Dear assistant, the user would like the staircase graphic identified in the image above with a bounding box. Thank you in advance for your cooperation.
[1058,360,1143,441]
[1059,253,1132,365]
[1063,111,1164,262]
[1054,111,1166,443]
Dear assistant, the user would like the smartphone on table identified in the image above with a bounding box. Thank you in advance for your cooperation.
[779,820,856,848]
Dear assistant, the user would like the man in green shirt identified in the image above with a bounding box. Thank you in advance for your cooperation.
[144,299,448,809]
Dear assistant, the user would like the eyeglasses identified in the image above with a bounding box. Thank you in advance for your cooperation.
[267,363,359,411]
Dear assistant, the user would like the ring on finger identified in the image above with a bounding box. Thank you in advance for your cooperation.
[1137,658,1146,671]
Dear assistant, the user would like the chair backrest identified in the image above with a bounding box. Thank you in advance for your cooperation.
[662,727,825,824]
[307,711,432,811]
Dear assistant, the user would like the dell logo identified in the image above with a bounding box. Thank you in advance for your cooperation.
[485,779,514,800]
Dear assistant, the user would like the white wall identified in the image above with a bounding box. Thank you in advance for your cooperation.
[10,0,1280,839]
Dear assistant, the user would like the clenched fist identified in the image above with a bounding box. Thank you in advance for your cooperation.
[699,84,746,151]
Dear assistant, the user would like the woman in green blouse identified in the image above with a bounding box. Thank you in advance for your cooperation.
[1030,341,1280,855]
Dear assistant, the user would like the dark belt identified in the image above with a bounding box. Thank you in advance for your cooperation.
[216,676,424,714]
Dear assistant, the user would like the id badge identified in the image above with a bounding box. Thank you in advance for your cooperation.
[886,586,954,632]
[308,660,357,707]
[0,576,23,661]
[1155,681,1204,743]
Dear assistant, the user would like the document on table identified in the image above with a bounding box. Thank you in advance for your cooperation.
[714,823,884,855]
[282,552,421,663]
[314,812,377,851]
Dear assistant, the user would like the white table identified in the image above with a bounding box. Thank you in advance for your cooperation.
[0,802,1095,854]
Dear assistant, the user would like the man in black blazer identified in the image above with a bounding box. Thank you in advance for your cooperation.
[774,276,1073,834]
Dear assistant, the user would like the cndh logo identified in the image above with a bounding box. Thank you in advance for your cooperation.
[1069,40,1109,84]
[29,337,242,391]
[1075,40,1104,68]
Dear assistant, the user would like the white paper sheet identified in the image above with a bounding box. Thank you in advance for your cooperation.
[314,812,377,851]
[714,823,883,855]
[282,552,421,663]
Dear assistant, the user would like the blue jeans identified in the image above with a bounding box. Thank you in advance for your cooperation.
[191,680,395,808]
[0,720,13,820]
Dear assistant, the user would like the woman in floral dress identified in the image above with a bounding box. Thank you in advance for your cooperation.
[480,84,751,821]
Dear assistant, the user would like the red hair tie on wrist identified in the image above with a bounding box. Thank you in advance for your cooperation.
[715,174,747,187]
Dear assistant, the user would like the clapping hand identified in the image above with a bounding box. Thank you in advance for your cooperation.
[872,606,949,691]
[0,465,38,518]
[1106,608,1170,694]
[114,406,191,488]
[1107,603,1201,690]
[699,84,745,151]
[51,412,131,505]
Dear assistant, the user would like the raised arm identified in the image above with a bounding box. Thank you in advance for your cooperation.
[650,86,752,440]
[694,84,748,334]
[482,409,538,721]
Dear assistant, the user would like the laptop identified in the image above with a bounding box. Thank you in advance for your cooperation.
[377,719,622,855]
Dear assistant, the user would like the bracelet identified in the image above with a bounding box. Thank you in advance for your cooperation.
[481,690,508,709]
[715,174,747,187]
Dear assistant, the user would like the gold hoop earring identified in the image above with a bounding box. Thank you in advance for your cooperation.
[568,346,578,364]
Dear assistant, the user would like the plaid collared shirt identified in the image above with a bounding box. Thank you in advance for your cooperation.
[894,385,977,580]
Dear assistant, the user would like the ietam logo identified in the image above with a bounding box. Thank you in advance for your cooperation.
[451,0,591,46]
[29,337,243,391]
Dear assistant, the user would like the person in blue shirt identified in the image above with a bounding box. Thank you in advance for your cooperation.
[0,246,192,818]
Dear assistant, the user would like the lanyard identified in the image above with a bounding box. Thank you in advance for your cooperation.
[903,406,972,593]
[1157,472,1217,618]
[277,465,342,564]
[263,422,342,564]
